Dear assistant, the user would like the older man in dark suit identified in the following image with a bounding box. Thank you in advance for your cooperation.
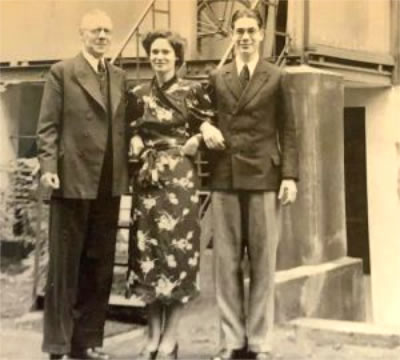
[36,9,128,360]
[200,9,299,360]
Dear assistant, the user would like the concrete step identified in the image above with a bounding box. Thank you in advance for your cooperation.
[290,317,400,349]
[274,257,365,323]
[199,249,365,324]
[110,250,365,328]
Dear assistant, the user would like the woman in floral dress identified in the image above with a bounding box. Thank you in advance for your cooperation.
[125,30,217,359]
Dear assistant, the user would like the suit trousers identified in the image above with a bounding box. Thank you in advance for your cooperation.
[42,196,120,354]
[212,191,281,353]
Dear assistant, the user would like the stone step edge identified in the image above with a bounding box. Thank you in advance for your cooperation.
[289,317,400,349]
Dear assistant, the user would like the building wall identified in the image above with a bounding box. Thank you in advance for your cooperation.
[0,0,197,62]
[345,86,400,326]
[309,0,391,54]
[0,85,20,190]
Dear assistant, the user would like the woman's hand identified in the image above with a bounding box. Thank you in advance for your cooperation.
[129,135,144,157]
[182,134,202,157]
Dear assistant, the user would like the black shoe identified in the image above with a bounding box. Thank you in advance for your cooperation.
[246,350,273,360]
[211,348,245,360]
[70,348,110,360]
[49,354,66,360]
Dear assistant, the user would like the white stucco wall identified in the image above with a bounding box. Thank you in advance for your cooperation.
[0,0,197,62]
[345,86,400,327]
[0,85,20,190]
[309,0,391,54]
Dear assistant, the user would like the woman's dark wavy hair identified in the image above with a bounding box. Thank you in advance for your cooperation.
[231,8,264,29]
[142,30,186,66]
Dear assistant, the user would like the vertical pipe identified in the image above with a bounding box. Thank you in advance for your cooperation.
[303,0,310,53]
[391,0,400,84]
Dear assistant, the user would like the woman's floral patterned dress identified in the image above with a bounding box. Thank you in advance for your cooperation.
[125,76,214,305]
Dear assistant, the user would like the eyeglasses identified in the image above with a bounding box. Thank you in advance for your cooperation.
[84,28,112,36]
[233,27,259,37]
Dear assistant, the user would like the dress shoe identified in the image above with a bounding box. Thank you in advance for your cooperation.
[49,354,67,360]
[69,348,110,360]
[157,343,178,360]
[211,348,245,360]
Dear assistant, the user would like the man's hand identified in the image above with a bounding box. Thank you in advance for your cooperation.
[278,179,297,205]
[200,122,225,150]
[182,134,201,157]
[40,172,60,189]
[129,135,144,157]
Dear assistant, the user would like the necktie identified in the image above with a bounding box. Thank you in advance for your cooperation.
[97,60,107,100]
[239,65,250,88]
[97,60,106,74]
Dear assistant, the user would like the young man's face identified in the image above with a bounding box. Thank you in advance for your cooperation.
[232,16,264,59]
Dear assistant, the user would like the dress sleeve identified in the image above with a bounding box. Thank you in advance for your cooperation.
[185,80,217,134]
[126,86,145,137]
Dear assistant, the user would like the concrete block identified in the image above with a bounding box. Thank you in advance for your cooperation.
[290,317,400,348]
[200,249,365,324]
[275,257,365,323]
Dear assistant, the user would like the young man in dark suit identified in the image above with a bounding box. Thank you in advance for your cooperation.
[200,9,299,360]
[37,9,128,360]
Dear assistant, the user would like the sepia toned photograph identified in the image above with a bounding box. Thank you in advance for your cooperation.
[1,0,400,359]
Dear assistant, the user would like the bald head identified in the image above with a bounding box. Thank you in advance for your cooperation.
[80,9,112,31]
[79,9,113,59]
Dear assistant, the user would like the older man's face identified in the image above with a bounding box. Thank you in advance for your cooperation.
[80,14,113,58]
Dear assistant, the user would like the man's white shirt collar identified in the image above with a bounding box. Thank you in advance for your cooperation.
[82,49,105,73]
[236,54,259,79]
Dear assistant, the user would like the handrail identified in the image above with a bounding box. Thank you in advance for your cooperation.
[110,0,157,64]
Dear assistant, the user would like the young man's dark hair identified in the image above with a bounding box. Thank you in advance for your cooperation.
[231,8,264,29]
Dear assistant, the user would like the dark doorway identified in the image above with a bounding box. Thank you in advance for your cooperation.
[344,107,370,274]
[17,83,44,158]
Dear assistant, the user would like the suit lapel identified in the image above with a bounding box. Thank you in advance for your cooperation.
[237,60,270,110]
[74,53,106,111]
[222,62,242,101]
[107,62,122,118]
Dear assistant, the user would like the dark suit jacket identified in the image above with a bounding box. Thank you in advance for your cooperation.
[37,53,129,199]
[207,59,298,191]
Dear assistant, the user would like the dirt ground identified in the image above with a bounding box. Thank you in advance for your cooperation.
[0,257,34,327]
[1,255,400,360]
